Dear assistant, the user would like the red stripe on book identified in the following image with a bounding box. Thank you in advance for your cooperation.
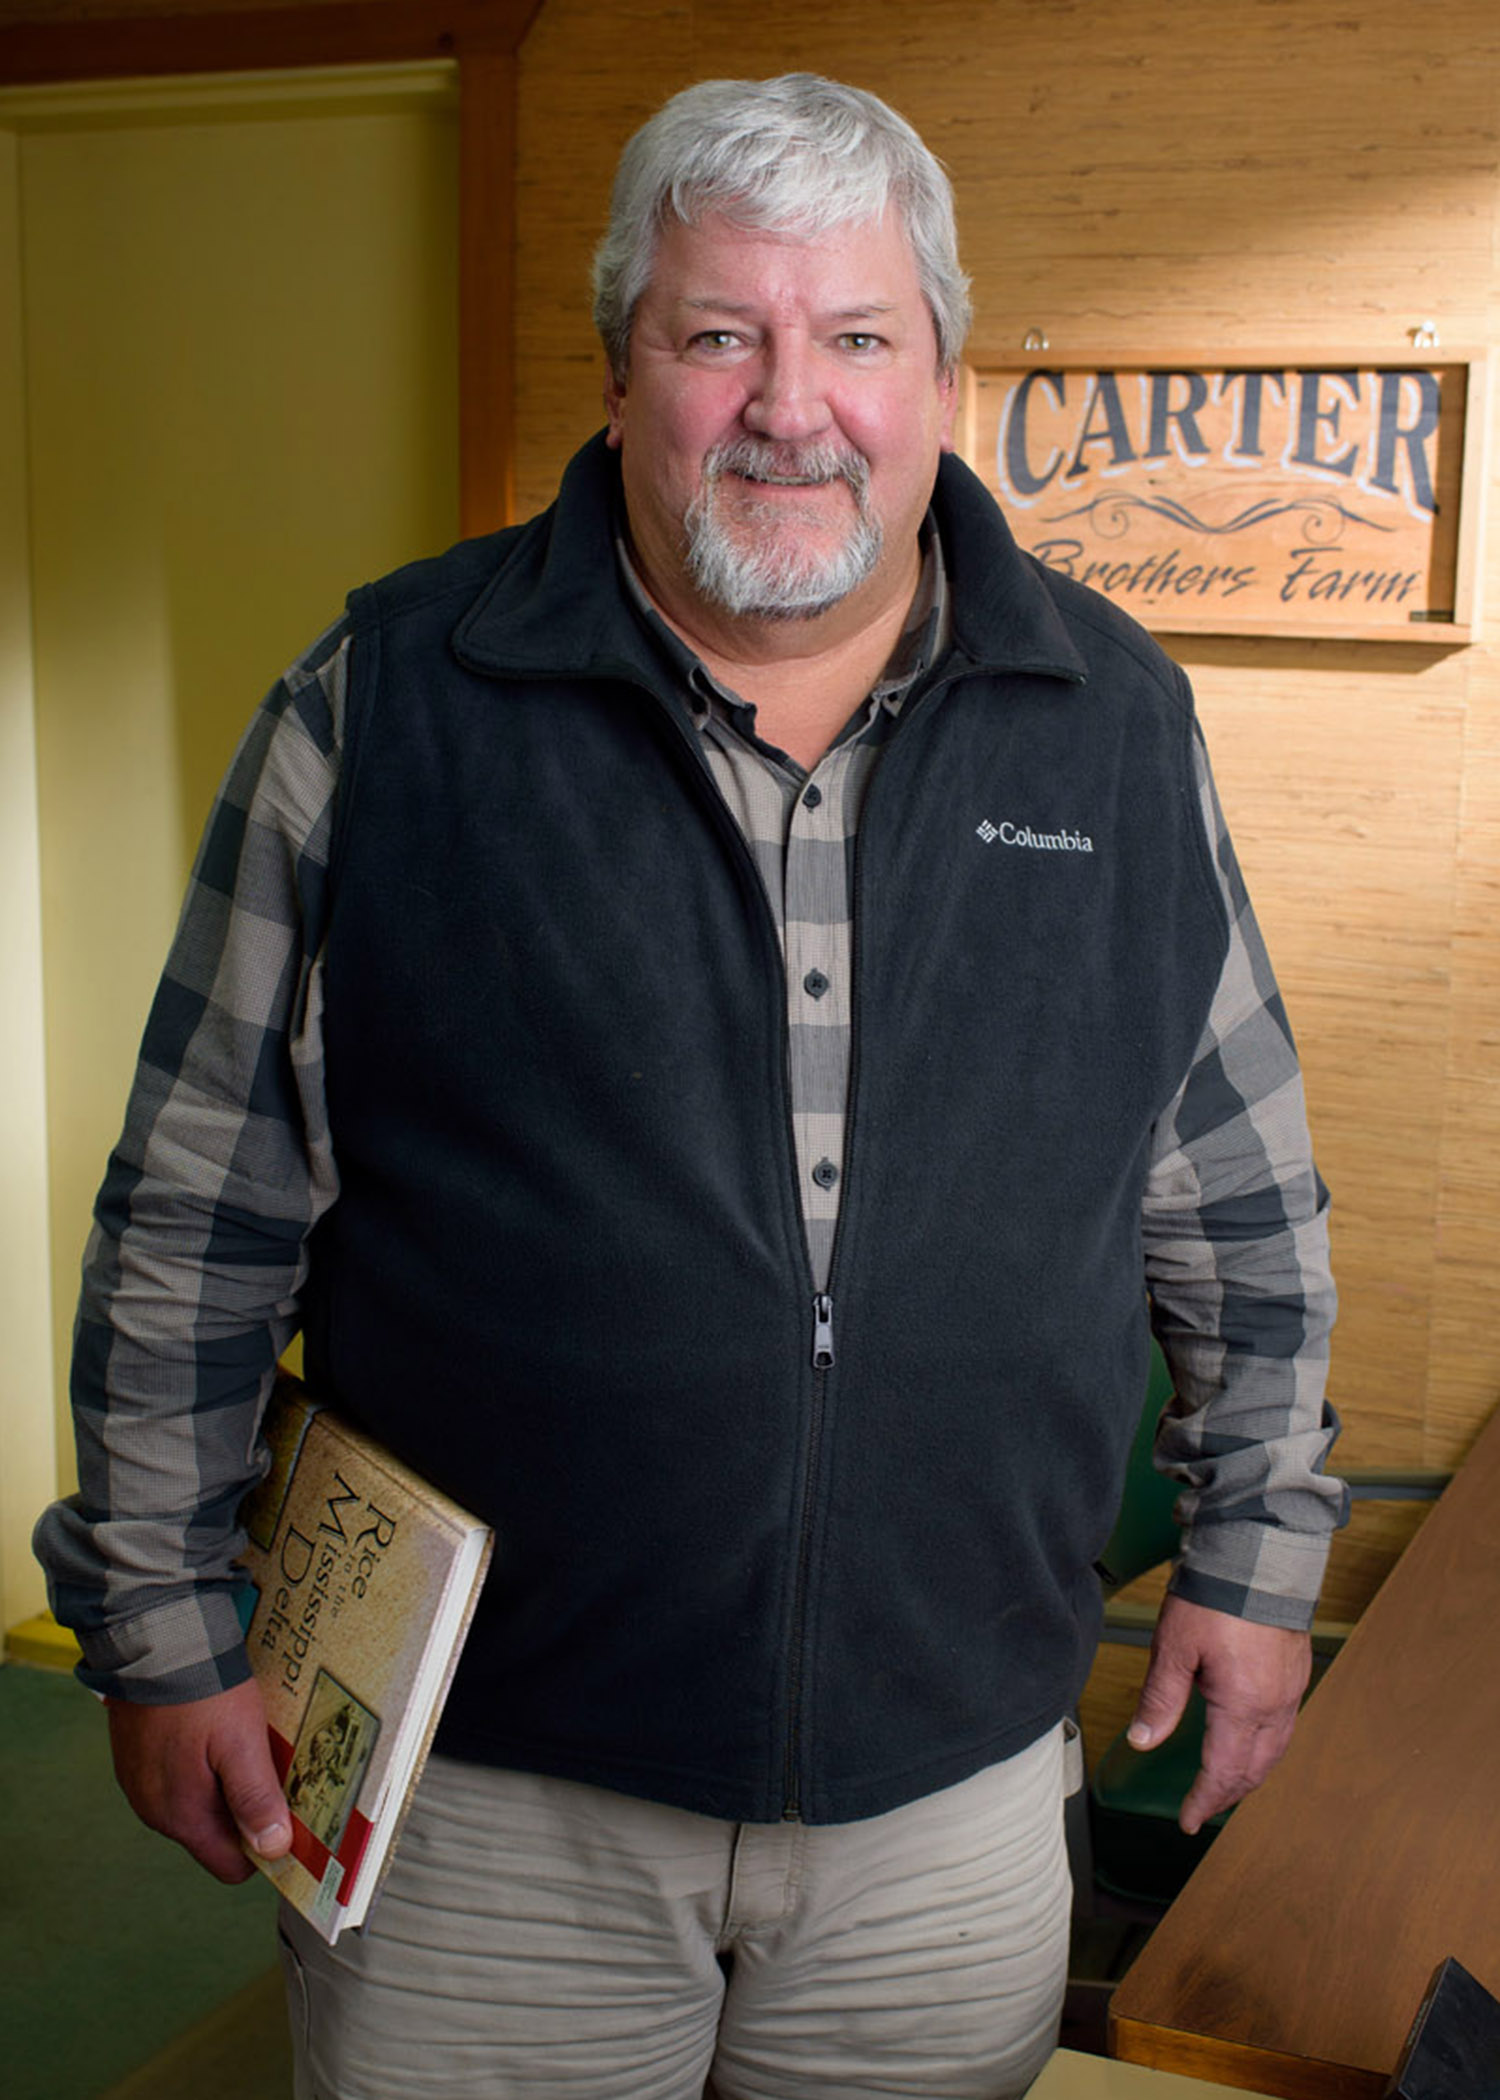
[333,1808,375,1900]
[289,1817,333,1881]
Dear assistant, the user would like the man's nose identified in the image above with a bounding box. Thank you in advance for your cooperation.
[741,339,832,441]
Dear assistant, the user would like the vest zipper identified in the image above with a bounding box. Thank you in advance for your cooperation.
[778,695,929,1821]
[811,1293,835,1369]
[783,1314,832,1821]
[774,680,955,1818]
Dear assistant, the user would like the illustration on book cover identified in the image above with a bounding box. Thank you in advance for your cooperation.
[285,1670,380,1854]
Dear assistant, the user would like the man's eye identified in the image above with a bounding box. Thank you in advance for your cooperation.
[689,330,740,352]
[839,333,883,353]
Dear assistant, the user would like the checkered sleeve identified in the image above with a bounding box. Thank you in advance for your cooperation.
[32,620,349,1702]
[1141,724,1347,1630]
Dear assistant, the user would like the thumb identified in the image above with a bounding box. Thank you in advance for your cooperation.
[214,1703,294,1859]
[1128,1644,1195,1751]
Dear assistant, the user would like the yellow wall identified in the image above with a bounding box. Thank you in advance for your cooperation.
[0,127,55,1633]
[1,63,460,1601]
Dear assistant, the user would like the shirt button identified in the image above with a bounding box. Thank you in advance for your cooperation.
[802,784,823,809]
[812,1158,840,1190]
[803,970,830,999]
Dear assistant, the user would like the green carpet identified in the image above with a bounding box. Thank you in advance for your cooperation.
[0,1663,287,2100]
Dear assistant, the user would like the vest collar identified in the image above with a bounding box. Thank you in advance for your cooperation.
[931,450,1088,685]
[452,434,654,684]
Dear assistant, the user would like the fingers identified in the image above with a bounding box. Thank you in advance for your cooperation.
[106,1678,292,1884]
[161,1778,264,1884]
[1123,1594,1313,1835]
[1179,1693,1297,1834]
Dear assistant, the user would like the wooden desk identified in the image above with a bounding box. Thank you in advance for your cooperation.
[1109,1402,1500,2098]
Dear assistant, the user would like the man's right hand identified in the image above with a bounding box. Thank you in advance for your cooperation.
[105,1677,293,1883]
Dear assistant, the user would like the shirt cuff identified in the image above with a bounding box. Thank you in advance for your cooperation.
[70,1587,254,1705]
[1169,1518,1336,1632]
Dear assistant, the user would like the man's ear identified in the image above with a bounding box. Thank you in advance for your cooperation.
[937,367,960,455]
[604,366,626,450]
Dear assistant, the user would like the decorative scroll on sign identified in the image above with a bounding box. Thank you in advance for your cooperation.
[963,357,1486,641]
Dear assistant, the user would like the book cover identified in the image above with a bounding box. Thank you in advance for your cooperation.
[236,1373,493,1942]
[1385,1956,1500,2099]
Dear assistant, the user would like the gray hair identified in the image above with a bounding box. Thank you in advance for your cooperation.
[592,74,972,382]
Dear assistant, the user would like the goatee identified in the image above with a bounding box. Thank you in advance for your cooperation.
[683,435,882,620]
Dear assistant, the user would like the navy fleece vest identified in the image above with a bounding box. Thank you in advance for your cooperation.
[302,439,1228,1824]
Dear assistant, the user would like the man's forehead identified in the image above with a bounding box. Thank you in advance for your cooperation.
[640,207,924,305]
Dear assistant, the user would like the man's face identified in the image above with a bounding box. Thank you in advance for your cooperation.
[605,207,958,635]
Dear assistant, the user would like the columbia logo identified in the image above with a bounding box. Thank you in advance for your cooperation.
[977,818,1096,854]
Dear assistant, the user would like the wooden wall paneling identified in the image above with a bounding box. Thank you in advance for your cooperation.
[459,42,516,534]
[1420,413,1500,1467]
[1429,645,1500,1460]
[512,0,696,515]
[944,4,1498,364]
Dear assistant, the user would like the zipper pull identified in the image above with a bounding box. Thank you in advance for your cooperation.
[811,1294,835,1370]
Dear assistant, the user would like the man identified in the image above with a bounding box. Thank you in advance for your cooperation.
[37,73,1343,2099]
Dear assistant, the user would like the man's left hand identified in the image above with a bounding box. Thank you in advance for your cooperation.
[1126,1593,1312,1834]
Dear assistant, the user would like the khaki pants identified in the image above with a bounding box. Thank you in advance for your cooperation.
[279,1727,1071,2099]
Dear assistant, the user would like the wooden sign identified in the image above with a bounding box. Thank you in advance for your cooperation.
[961,355,1487,642]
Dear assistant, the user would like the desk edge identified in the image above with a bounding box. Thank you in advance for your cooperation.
[1109,2014,1388,2100]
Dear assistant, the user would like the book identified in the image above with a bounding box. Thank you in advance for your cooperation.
[1384,1955,1500,2099]
[235,1372,493,1942]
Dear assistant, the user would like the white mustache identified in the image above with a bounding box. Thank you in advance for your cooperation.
[704,437,871,497]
